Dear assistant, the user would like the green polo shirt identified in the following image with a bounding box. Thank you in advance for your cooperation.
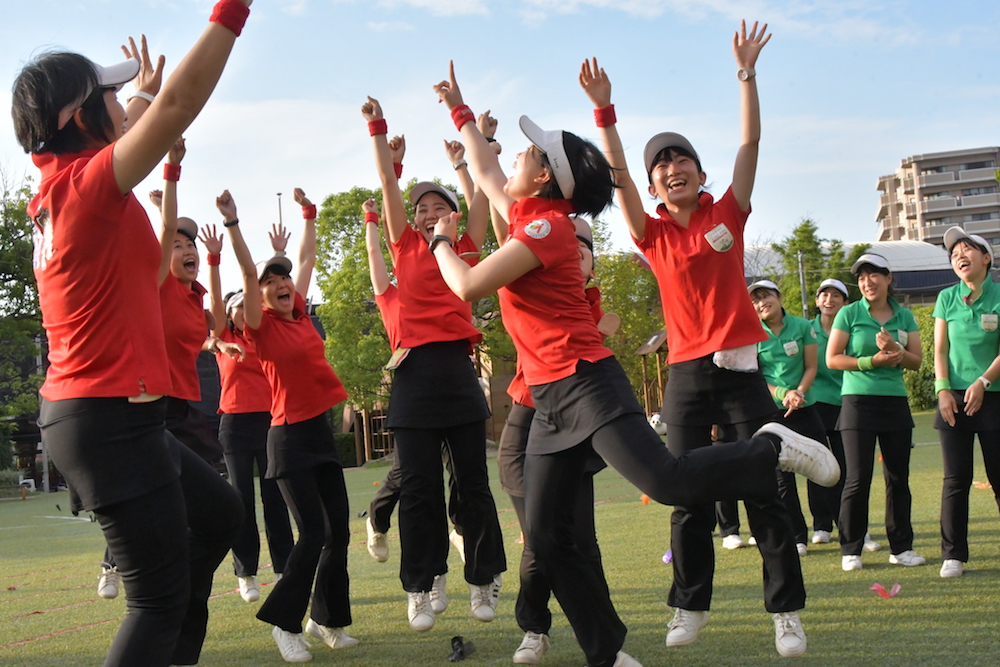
[832,297,919,397]
[757,314,818,409]
[932,277,1000,392]
[810,316,844,406]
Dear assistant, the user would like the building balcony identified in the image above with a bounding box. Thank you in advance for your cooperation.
[967,220,1000,236]
[958,167,998,183]
[904,201,917,219]
[919,172,955,187]
[919,197,960,214]
[960,193,1000,208]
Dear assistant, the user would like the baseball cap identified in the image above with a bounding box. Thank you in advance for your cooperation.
[643,132,700,175]
[56,58,140,131]
[747,279,780,295]
[409,182,459,212]
[943,226,991,257]
[850,253,891,275]
[519,115,576,200]
[255,255,293,282]
[816,278,849,299]
[176,217,198,243]
[225,291,244,314]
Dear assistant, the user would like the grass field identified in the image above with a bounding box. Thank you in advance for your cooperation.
[2,411,999,666]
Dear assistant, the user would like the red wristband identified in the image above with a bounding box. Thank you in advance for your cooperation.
[302,204,317,219]
[368,119,387,136]
[594,104,617,128]
[450,104,475,132]
[163,163,181,182]
[393,162,403,179]
[207,253,221,266]
[209,0,250,37]
[364,211,379,224]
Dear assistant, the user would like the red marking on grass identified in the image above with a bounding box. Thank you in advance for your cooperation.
[0,619,115,650]
[11,600,94,619]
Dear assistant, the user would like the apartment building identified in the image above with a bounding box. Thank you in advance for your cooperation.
[876,147,1000,251]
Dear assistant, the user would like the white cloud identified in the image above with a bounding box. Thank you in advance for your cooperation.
[280,0,310,16]
[331,0,489,17]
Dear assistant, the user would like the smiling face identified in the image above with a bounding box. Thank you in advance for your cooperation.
[170,233,199,285]
[647,148,706,209]
[229,305,245,332]
[950,240,991,283]
[856,267,891,303]
[413,192,455,243]
[751,288,782,323]
[260,269,296,316]
[815,287,846,317]
[505,144,551,201]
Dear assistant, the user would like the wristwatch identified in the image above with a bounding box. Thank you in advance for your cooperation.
[978,376,992,390]
[737,67,756,81]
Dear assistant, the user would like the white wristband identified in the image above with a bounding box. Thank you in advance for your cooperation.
[453,159,468,170]
[273,250,287,257]
[128,91,155,104]
[978,376,992,390]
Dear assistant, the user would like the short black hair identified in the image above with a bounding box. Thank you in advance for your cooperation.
[11,52,115,154]
[537,131,617,219]
[646,146,703,184]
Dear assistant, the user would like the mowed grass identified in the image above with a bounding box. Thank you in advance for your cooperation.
[2,411,1000,666]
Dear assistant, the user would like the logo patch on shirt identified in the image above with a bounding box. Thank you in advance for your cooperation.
[982,313,998,333]
[524,219,552,239]
[783,340,800,357]
[704,223,734,252]
[897,330,909,347]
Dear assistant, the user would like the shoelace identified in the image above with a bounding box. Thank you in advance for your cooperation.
[775,614,801,634]
[668,610,699,629]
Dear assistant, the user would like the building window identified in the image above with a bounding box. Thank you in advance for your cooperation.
[921,166,948,174]
[960,160,995,170]
[961,186,998,196]
[968,212,998,222]
[924,192,953,200]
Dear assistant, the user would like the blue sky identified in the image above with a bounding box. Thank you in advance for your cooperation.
[3,0,999,293]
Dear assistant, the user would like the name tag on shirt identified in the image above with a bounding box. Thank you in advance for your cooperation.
[897,330,908,347]
[704,223,735,253]
[983,314,998,333]
[783,341,800,357]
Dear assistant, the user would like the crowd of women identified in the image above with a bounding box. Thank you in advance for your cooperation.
[10,1,998,665]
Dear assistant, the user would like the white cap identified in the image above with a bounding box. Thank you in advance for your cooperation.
[519,115,575,200]
[56,58,140,131]
[816,278,849,299]
[225,291,244,314]
[850,253,891,275]
[643,132,700,174]
[409,182,459,212]
[255,255,293,282]
[943,226,991,258]
[748,279,780,295]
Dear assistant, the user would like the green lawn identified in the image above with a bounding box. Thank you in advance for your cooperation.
[2,411,999,666]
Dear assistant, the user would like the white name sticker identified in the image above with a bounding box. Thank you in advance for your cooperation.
[704,223,735,253]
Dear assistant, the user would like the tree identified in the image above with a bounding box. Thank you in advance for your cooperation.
[0,173,43,469]
[904,305,936,411]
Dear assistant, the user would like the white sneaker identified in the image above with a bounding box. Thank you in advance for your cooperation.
[863,533,882,552]
[513,631,550,664]
[366,517,389,562]
[748,535,758,546]
[430,574,449,614]
[811,530,831,544]
[940,559,963,578]
[407,591,435,632]
[722,534,747,550]
[450,529,466,564]
[98,565,120,600]
[271,625,312,663]
[612,650,643,666]
[665,608,709,647]
[889,550,926,567]
[842,555,863,571]
[275,572,284,582]
[757,422,840,487]
[238,575,260,603]
[773,612,807,657]
[469,574,501,622]
[796,543,807,556]
[304,618,358,649]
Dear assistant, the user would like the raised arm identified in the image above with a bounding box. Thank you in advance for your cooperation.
[362,198,391,296]
[112,0,252,194]
[730,20,771,211]
[443,139,487,250]
[293,188,316,300]
[121,35,164,132]
[156,136,186,286]
[478,112,510,244]
[362,98,408,244]
[199,223,227,337]
[218,190,262,330]
[432,62,515,223]
[579,58,648,241]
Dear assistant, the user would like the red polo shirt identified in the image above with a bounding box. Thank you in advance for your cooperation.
[216,326,272,414]
[374,284,402,352]
[499,198,612,386]
[246,292,348,426]
[29,144,171,400]
[391,226,483,348]
[636,187,766,364]
[160,274,207,401]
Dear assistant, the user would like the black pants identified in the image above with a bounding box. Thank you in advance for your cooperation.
[773,406,826,545]
[524,412,782,667]
[256,461,351,632]
[665,419,806,613]
[939,428,1000,561]
[221,412,294,578]
[809,402,845,533]
[499,402,606,635]
[368,447,461,536]
[393,421,506,591]
[839,428,914,555]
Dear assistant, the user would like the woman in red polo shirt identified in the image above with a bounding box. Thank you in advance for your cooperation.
[221,188,356,663]
[12,3,251,665]
[429,62,837,667]
[579,24,811,659]
[361,98,506,633]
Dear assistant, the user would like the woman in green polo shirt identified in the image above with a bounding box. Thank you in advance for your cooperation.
[933,227,1000,579]
[828,254,924,572]
[750,280,827,556]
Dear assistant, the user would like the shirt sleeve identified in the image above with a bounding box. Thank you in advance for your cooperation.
[832,305,851,332]
[932,290,948,319]
[904,308,920,333]
[510,216,576,270]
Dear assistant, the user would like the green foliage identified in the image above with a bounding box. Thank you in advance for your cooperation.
[333,432,357,468]
[0,173,43,463]
[767,218,870,317]
[905,305,937,411]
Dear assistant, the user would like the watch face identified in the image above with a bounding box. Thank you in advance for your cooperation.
[738,68,749,81]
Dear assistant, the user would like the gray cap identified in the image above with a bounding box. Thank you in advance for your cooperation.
[176,217,198,242]
[850,253,891,275]
[409,182,459,212]
[255,255,293,282]
[643,132,700,174]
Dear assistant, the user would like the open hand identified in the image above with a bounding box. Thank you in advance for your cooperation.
[579,57,612,108]
[733,20,771,69]
[270,223,290,252]
[121,34,165,98]
[199,224,224,255]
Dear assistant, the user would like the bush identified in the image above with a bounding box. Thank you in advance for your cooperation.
[905,305,936,411]
[334,432,358,468]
